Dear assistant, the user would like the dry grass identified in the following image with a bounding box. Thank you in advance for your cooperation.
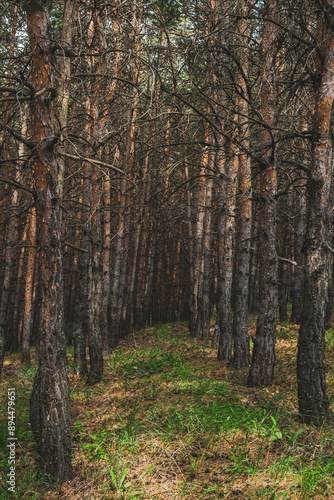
[1,317,334,499]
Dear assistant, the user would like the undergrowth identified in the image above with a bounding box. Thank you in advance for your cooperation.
[0,319,334,499]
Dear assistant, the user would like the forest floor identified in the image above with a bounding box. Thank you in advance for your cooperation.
[1,316,334,499]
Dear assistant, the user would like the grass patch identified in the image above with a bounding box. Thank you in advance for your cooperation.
[1,320,334,499]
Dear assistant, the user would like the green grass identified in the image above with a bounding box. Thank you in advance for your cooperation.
[1,320,334,499]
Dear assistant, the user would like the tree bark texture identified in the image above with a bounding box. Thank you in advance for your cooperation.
[26,1,72,480]
[217,152,238,361]
[297,7,334,424]
[248,0,279,387]
[189,120,210,337]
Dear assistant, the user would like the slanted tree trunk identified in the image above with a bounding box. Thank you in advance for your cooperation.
[85,7,105,384]
[248,0,279,387]
[26,0,72,481]
[297,5,334,424]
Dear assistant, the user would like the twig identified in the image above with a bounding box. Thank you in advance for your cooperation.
[64,241,88,253]
[0,177,35,195]
[278,256,301,268]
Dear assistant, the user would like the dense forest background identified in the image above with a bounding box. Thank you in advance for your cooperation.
[1,0,334,486]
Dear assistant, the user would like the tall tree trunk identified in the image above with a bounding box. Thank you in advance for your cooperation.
[74,178,89,375]
[26,0,72,480]
[297,6,334,424]
[110,0,141,345]
[248,0,279,387]
[232,2,252,368]
[96,3,122,350]
[87,162,104,384]
[233,129,252,366]
[86,7,105,384]
[189,120,210,337]
[134,150,151,329]
[102,173,111,351]
[201,176,213,341]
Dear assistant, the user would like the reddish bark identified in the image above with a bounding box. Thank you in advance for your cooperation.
[26,0,72,480]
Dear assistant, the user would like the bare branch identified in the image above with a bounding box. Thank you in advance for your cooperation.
[278,256,301,268]
[0,177,35,195]
[58,152,129,177]
[0,121,34,149]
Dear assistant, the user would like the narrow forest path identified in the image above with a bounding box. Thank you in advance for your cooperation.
[1,319,334,499]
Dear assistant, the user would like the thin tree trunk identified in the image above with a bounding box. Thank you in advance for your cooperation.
[278,194,292,322]
[22,206,37,365]
[232,2,252,368]
[290,188,306,324]
[201,175,213,341]
[87,161,104,384]
[190,121,210,337]
[134,151,151,329]
[9,234,26,353]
